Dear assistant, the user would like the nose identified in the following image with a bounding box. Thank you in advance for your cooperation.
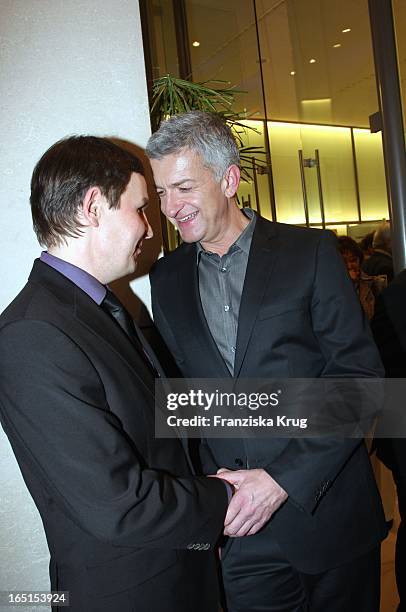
[145,219,153,240]
[143,213,153,240]
[160,191,178,219]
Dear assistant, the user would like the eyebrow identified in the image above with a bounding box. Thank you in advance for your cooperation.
[155,179,197,189]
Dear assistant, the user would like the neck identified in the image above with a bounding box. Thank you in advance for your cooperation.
[48,240,100,281]
[200,203,250,256]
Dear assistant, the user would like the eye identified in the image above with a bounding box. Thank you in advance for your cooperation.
[179,187,192,193]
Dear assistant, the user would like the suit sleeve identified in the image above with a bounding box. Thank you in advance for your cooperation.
[0,319,227,549]
[371,286,406,377]
[265,231,384,513]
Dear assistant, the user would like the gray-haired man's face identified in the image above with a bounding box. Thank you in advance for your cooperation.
[151,148,243,255]
[151,148,230,245]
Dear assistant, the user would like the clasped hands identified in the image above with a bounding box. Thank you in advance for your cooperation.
[212,468,288,537]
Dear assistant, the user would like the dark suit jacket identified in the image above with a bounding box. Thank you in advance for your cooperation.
[0,260,228,612]
[150,215,387,574]
[362,249,394,282]
[371,269,406,477]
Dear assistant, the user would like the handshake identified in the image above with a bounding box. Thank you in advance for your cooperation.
[211,468,288,537]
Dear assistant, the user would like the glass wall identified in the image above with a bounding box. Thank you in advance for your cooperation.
[393,0,406,135]
[142,0,390,245]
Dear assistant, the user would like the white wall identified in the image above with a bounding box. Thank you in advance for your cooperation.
[0,0,153,602]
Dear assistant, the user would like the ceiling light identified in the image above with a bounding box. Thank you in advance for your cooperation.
[301,98,332,104]
[342,28,351,33]
[192,41,200,47]
[290,70,296,75]
[333,43,341,48]
[309,58,316,64]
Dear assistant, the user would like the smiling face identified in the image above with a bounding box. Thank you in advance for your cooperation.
[96,172,153,283]
[150,148,242,254]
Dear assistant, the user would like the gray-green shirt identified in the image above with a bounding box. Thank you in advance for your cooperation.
[197,209,256,374]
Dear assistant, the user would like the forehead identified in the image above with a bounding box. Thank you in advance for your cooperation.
[342,250,359,261]
[124,172,147,196]
[151,149,211,182]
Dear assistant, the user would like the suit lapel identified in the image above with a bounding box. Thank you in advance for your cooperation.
[30,260,156,395]
[77,298,196,472]
[234,218,279,377]
[177,244,231,378]
[75,289,158,393]
[133,323,166,378]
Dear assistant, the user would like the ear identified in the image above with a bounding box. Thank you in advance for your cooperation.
[222,165,240,198]
[81,186,103,227]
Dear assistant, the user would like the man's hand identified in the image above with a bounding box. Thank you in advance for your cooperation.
[214,468,288,537]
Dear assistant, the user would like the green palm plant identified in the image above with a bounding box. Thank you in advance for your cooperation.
[150,74,266,181]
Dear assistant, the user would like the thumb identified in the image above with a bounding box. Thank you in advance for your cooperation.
[215,471,244,486]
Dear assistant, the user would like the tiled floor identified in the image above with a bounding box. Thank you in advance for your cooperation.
[381,527,399,611]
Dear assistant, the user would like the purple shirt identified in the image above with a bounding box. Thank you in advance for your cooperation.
[40,252,106,304]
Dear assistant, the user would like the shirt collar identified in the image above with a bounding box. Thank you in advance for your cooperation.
[40,251,107,305]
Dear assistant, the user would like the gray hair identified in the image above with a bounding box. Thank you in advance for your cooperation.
[373,221,391,251]
[146,111,240,181]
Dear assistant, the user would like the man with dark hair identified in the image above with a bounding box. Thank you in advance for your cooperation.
[0,136,228,612]
[147,111,387,612]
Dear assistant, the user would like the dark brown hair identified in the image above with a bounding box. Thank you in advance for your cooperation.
[337,235,364,264]
[30,136,144,247]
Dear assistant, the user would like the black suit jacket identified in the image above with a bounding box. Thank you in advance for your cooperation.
[371,269,406,474]
[362,249,394,282]
[150,215,387,573]
[0,260,228,612]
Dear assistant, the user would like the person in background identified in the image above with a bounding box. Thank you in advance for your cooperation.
[337,235,387,320]
[0,136,229,612]
[362,221,394,282]
[372,271,406,612]
[360,231,375,261]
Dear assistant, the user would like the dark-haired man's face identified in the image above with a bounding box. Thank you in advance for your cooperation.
[96,172,152,283]
[151,149,232,249]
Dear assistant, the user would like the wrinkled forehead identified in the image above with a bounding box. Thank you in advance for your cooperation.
[151,148,215,184]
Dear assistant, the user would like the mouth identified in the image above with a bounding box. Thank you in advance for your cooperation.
[176,211,198,224]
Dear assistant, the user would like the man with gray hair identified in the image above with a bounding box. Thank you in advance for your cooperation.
[147,111,387,612]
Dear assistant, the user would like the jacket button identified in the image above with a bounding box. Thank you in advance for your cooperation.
[235,458,244,467]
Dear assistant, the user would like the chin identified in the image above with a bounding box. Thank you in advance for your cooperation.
[179,234,198,244]
[178,228,205,244]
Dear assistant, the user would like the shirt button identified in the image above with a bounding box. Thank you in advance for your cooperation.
[231,346,236,353]
[224,305,230,312]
